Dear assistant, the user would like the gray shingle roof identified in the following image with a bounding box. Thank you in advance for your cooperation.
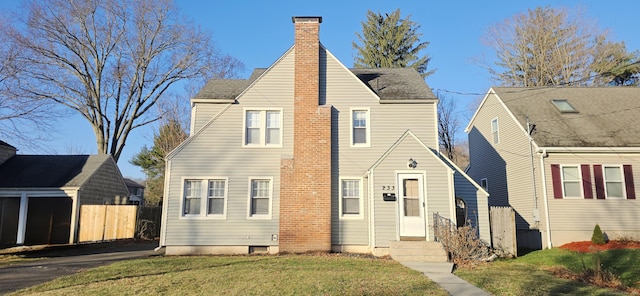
[350,68,436,101]
[0,154,111,188]
[493,87,640,147]
[192,67,435,102]
[0,140,16,150]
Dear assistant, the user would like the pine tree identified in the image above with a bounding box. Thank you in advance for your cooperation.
[353,9,434,78]
[130,119,187,206]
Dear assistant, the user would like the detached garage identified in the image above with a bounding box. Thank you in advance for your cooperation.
[0,141,130,246]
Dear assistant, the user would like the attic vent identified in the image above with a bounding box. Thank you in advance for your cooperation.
[551,99,578,113]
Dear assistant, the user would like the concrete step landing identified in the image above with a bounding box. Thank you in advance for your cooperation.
[389,240,448,262]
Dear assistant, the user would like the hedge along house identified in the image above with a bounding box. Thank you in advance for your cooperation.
[0,141,130,245]
[159,16,489,255]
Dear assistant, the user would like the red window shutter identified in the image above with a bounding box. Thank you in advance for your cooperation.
[551,164,562,199]
[623,165,636,200]
[593,164,605,199]
[581,164,593,199]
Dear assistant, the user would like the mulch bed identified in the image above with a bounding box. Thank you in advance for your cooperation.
[559,240,640,253]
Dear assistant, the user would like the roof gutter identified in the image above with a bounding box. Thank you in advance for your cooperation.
[378,99,435,104]
[538,147,640,153]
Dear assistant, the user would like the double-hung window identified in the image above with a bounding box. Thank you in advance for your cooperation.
[183,180,202,215]
[561,166,582,198]
[182,178,227,218]
[603,165,624,198]
[207,180,226,215]
[340,178,362,218]
[249,178,272,218]
[351,109,370,146]
[491,118,499,144]
[244,109,282,146]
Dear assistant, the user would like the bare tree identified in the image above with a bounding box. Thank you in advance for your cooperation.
[7,0,243,161]
[483,6,598,87]
[437,94,459,162]
[0,15,59,149]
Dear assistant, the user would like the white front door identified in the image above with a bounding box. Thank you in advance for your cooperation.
[398,173,426,237]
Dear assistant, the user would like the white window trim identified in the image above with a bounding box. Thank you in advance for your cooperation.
[179,177,229,219]
[339,177,364,220]
[560,165,583,199]
[247,177,274,220]
[480,178,488,191]
[602,165,626,199]
[350,108,371,148]
[491,117,499,144]
[242,108,283,148]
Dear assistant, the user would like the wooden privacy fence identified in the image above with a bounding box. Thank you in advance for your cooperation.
[490,206,517,257]
[136,206,162,240]
[79,205,137,242]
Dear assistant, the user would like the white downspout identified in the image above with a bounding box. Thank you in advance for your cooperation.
[16,192,28,245]
[368,170,376,253]
[539,149,552,249]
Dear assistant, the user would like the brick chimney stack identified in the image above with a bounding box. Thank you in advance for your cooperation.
[279,16,332,253]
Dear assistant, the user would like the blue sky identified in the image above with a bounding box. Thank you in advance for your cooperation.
[1,0,639,179]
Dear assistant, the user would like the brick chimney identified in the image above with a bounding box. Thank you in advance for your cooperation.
[279,16,332,253]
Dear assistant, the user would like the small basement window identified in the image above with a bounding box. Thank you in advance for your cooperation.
[551,99,578,113]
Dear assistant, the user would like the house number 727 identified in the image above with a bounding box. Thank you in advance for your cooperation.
[382,185,395,190]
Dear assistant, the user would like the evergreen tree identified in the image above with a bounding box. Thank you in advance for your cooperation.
[353,9,434,78]
[131,118,187,206]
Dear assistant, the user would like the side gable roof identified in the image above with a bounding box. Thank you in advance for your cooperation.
[0,140,16,150]
[191,58,436,102]
[369,130,488,197]
[0,154,114,188]
[492,87,640,147]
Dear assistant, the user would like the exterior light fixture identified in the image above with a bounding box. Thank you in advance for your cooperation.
[408,158,417,169]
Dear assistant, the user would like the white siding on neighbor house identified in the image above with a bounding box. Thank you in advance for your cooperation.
[371,135,452,247]
[542,152,640,246]
[321,49,438,246]
[467,92,542,231]
[163,51,295,247]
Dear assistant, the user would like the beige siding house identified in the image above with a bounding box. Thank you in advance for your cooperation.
[466,87,640,249]
[160,16,489,256]
[0,141,130,245]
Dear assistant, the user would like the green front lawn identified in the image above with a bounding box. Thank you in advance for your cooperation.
[455,248,640,295]
[11,255,448,296]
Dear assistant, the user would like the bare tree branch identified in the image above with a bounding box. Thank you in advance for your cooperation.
[8,0,244,161]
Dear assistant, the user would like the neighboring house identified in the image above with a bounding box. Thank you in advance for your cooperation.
[124,178,145,205]
[466,87,640,250]
[0,141,130,245]
[160,16,489,255]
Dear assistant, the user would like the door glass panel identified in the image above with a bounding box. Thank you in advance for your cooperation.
[403,179,419,217]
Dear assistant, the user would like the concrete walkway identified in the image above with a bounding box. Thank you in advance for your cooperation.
[400,261,490,296]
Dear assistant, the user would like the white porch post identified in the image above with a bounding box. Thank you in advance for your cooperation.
[16,192,28,245]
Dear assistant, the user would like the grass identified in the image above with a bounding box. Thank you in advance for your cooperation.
[11,254,448,296]
[455,248,640,295]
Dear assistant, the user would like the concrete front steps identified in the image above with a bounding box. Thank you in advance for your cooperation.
[389,241,448,262]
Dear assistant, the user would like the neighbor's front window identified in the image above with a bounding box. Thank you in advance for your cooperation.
[603,166,624,198]
[561,166,581,198]
[183,178,227,217]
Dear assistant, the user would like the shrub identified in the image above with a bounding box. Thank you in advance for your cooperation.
[591,224,606,245]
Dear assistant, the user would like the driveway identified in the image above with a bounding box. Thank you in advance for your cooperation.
[0,240,162,295]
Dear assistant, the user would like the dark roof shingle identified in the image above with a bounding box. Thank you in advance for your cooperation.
[494,87,640,147]
[192,67,435,102]
[0,154,111,188]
